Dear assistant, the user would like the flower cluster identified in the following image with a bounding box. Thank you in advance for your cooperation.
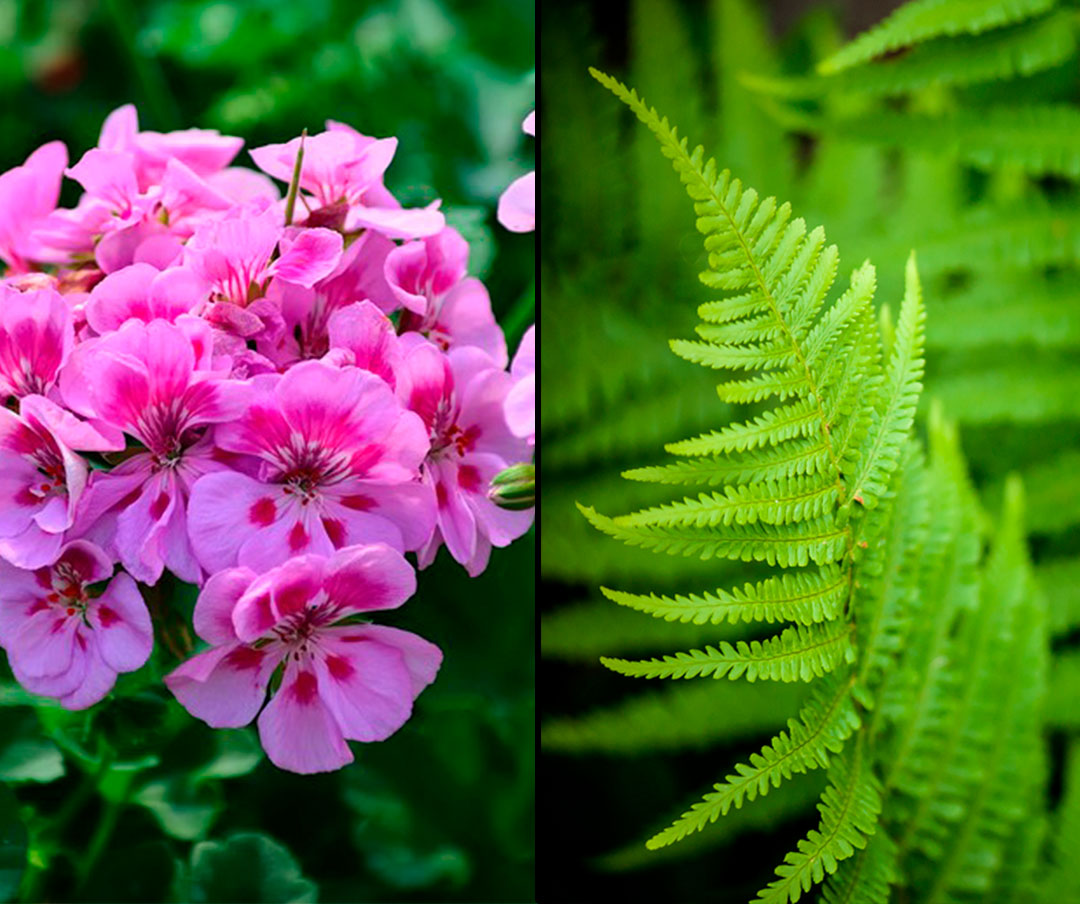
[0,106,535,772]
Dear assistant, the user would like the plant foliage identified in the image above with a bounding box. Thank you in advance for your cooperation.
[559,64,1049,904]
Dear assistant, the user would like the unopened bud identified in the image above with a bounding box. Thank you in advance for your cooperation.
[489,462,534,511]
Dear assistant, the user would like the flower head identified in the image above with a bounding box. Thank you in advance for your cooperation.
[0,540,152,709]
[165,544,441,773]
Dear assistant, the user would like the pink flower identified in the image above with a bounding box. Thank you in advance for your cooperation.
[183,203,343,337]
[0,540,152,709]
[505,325,535,444]
[61,319,243,585]
[164,544,441,774]
[497,112,535,233]
[323,301,404,390]
[98,104,244,192]
[0,284,75,400]
[0,395,122,569]
[250,125,444,239]
[400,340,533,576]
[389,227,507,366]
[187,360,434,574]
[255,232,398,369]
[0,141,68,273]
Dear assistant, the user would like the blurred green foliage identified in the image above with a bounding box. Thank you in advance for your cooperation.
[0,1,534,902]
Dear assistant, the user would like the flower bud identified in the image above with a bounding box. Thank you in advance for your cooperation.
[489,462,534,511]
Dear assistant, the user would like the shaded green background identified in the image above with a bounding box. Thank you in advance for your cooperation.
[0,1,535,902]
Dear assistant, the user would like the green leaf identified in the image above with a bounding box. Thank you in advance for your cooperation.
[189,833,318,904]
[134,777,223,841]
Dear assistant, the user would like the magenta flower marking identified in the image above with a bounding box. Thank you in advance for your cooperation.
[497,111,535,234]
[0,540,152,709]
[165,544,441,774]
[0,284,74,400]
[400,341,533,576]
[187,359,434,574]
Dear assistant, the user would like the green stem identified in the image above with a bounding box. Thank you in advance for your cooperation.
[284,130,308,227]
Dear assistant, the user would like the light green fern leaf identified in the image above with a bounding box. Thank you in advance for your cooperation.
[600,621,855,683]
[817,0,1057,74]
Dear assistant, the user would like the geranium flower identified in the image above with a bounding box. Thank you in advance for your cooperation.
[400,340,533,576]
[0,540,152,709]
[165,544,441,773]
[61,318,244,584]
[0,284,75,401]
[389,226,507,366]
[0,395,122,569]
[187,359,434,574]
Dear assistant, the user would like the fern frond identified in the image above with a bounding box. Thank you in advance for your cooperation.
[819,827,898,904]
[621,476,839,528]
[578,503,849,566]
[842,252,925,508]
[600,566,849,626]
[753,737,882,904]
[644,674,859,849]
[622,439,833,487]
[665,400,821,455]
[600,621,855,683]
[542,598,757,661]
[744,9,1076,98]
[817,0,1057,74]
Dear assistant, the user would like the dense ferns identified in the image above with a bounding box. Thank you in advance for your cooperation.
[566,69,1052,904]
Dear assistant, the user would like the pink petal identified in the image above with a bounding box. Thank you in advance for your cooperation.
[66,149,139,214]
[345,202,445,240]
[257,661,353,773]
[348,625,442,696]
[504,373,534,440]
[322,544,416,615]
[57,642,119,710]
[429,460,477,567]
[193,567,257,644]
[267,227,344,288]
[89,572,152,673]
[311,637,414,743]
[497,171,534,233]
[166,642,281,729]
[522,111,535,137]
[439,278,508,367]
[325,301,402,388]
[231,556,323,643]
[187,471,284,574]
[323,480,435,552]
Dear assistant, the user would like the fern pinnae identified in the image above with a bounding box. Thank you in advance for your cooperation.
[621,477,838,528]
[600,620,855,683]
[623,438,833,486]
[841,252,925,509]
[753,734,882,904]
[645,673,860,850]
[601,567,849,626]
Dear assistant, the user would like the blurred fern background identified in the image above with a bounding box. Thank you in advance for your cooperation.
[541,0,1080,900]
[0,2,534,902]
